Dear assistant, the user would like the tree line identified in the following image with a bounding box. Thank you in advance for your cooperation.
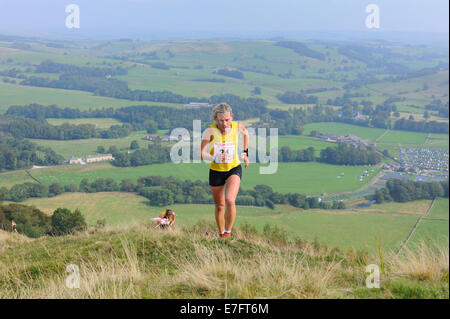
[373,178,449,203]
[214,68,244,79]
[320,143,382,165]
[35,60,128,77]
[2,118,133,140]
[276,91,319,104]
[394,118,448,134]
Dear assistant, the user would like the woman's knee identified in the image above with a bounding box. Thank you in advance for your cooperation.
[225,197,236,207]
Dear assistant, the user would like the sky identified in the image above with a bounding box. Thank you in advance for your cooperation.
[0,0,448,44]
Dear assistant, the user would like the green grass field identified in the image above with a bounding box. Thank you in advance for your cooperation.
[427,198,449,220]
[0,161,381,196]
[408,219,449,249]
[25,130,159,159]
[367,70,449,102]
[0,170,34,188]
[19,192,420,254]
[378,129,428,145]
[0,81,183,114]
[424,134,449,150]
[356,200,433,217]
[277,135,335,155]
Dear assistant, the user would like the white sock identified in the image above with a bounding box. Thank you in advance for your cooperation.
[224,230,231,233]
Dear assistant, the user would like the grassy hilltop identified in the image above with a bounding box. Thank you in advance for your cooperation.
[0,221,448,299]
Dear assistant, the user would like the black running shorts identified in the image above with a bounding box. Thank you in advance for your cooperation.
[209,164,242,187]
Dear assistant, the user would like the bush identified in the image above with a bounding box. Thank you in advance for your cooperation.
[139,187,174,206]
[50,208,87,236]
[65,184,79,192]
[49,182,65,197]
[9,184,30,202]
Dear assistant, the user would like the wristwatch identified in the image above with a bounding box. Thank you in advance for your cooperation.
[241,148,248,158]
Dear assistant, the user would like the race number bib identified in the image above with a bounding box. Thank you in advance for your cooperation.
[214,142,235,163]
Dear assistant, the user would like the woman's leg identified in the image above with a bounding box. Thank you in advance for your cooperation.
[224,174,241,232]
[211,185,226,233]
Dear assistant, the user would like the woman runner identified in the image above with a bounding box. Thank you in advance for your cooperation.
[200,103,249,238]
[151,209,176,230]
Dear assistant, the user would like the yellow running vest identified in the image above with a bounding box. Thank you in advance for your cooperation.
[209,121,241,172]
[159,211,174,222]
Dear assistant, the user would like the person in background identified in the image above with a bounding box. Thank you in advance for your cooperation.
[151,209,176,230]
[11,220,18,233]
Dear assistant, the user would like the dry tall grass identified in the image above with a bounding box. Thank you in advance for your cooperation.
[387,241,449,282]
[0,223,448,298]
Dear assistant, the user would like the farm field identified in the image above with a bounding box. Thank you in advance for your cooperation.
[0,162,382,196]
[427,198,449,220]
[378,129,428,145]
[407,219,449,249]
[353,200,433,217]
[18,192,420,254]
[277,135,335,155]
[0,170,32,189]
[366,70,449,102]
[396,111,448,123]
[424,134,449,150]
[0,82,183,114]
[25,130,161,158]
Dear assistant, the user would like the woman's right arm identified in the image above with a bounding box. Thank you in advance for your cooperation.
[199,128,215,162]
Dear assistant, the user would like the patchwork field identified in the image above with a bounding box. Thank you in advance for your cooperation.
[1,38,447,115]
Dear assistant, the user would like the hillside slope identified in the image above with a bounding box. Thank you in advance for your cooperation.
[0,221,448,299]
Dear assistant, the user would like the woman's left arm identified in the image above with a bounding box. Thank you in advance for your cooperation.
[238,122,249,168]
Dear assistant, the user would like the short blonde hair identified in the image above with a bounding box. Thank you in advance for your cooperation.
[211,103,232,120]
